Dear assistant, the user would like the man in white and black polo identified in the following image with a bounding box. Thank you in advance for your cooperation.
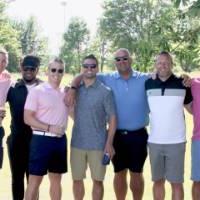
[145,51,192,200]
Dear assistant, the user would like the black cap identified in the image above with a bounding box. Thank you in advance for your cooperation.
[21,55,40,68]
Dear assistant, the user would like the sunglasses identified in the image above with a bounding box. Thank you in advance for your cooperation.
[50,68,64,74]
[23,67,36,72]
[115,57,129,62]
[82,64,97,69]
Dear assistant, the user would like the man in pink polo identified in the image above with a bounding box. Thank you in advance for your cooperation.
[189,78,200,200]
[24,58,68,200]
[0,48,11,169]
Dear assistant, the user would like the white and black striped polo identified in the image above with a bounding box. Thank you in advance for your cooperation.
[145,74,192,144]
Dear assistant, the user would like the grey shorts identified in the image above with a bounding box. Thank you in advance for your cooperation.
[148,142,186,183]
[191,140,200,181]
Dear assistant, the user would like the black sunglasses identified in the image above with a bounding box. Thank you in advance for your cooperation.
[115,57,129,62]
[23,67,36,72]
[82,64,97,69]
[50,68,64,74]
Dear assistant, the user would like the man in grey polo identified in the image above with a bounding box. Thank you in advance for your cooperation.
[70,54,116,200]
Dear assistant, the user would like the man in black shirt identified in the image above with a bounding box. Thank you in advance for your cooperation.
[7,55,41,200]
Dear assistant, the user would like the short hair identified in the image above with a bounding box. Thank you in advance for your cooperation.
[21,55,40,67]
[114,48,131,57]
[82,54,98,66]
[48,57,65,68]
[155,51,173,64]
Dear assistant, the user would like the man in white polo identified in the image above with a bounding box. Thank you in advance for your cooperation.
[24,58,68,200]
[145,51,192,200]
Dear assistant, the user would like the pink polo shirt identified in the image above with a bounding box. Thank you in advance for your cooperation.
[24,82,68,130]
[191,78,200,140]
[0,73,11,106]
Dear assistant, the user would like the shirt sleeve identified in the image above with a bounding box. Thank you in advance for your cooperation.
[97,73,108,84]
[184,87,193,105]
[24,88,38,112]
[103,89,116,120]
[0,79,11,106]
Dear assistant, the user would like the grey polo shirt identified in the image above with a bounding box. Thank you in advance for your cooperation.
[71,79,116,150]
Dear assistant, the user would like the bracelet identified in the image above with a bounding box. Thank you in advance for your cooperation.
[47,124,50,132]
[70,86,77,90]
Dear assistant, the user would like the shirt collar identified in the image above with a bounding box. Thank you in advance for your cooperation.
[16,78,42,87]
[114,70,142,79]
[81,79,100,89]
[156,73,175,84]
[42,82,63,92]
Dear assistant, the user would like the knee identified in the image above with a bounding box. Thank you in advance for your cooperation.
[73,180,83,187]
[154,179,165,188]
[193,181,200,188]
[115,170,127,182]
[130,173,143,185]
[93,180,103,188]
[171,182,183,191]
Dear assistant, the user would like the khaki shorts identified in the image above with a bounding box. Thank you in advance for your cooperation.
[70,147,106,181]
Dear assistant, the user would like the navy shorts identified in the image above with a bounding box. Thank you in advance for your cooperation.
[112,128,148,173]
[29,134,67,176]
[0,127,5,169]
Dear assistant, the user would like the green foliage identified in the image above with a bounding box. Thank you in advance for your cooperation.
[11,16,50,66]
[0,0,21,72]
[0,1,50,71]
[60,17,90,73]
[99,0,200,72]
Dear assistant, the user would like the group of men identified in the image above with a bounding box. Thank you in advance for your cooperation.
[0,47,199,200]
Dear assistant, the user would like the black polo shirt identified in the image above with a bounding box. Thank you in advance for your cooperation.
[7,79,41,137]
[145,74,192,144]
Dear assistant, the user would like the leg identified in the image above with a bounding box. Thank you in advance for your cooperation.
[165,143,185,200]
[153,179,165,200]
[171,183,184,200]
[114,169,128,200]
[7,136,29,200]
[25,175,43,200]
[88,150,106,200]
[130,172,144,200]
[192,181,200,200]
[73,180,85,200]
[48,173,62,200]
[92,180,103,200]
[0,127,5,169]
[191,141,200,200]
[71,148,87,200]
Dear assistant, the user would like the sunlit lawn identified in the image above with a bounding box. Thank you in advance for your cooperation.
[0,71,199,199]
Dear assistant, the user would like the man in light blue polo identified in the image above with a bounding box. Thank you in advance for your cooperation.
[97,48,149,200]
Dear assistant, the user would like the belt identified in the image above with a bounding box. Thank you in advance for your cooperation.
[33,130,62,138]
[116,127,146,135]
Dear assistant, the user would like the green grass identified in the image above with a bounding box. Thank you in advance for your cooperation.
[0,72,199,199]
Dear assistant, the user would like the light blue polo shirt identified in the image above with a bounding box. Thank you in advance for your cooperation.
[98,71,149,130]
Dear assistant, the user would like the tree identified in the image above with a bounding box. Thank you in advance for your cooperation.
[88,29,112,72]
[99,0,200,72]
[11,16,50,65]
[60,17,90,73]
[0,0,21,72]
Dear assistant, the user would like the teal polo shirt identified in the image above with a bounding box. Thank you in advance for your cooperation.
[98,71,149,130]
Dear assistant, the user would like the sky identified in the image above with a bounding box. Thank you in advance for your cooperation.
[6,0,103,54]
